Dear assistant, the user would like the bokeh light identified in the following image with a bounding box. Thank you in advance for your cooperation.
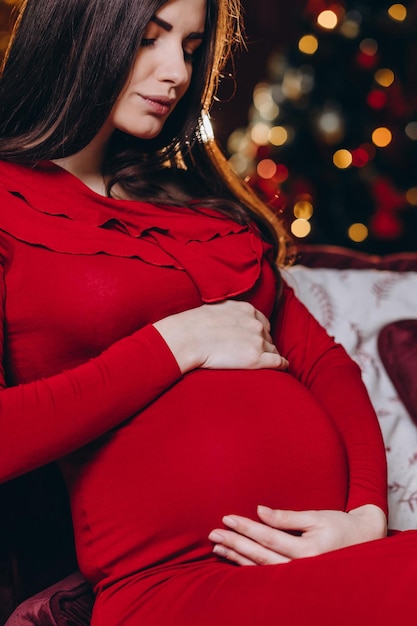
[375,68,395,88]
[291,219,311,238]
[257,159,276,179]
[351,147,370,167]
[367,90,387,110]
[372,127,392,147]
[406,187,417,205]
[340,11,362,38]
[317,10,338,30]
[269,126,288,146]
[333,149,352,169]
[250,122,270,145]
[387,4,407,22]
[405,122,417,141]
[348,223,369,242]
[293,200,314,220]
[298,34,319,55]
[274,164,289,183]
[360,38,378,56]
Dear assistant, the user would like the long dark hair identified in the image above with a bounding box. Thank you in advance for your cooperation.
[0,0,292,265]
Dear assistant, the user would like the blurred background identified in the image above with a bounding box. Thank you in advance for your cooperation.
[0,0,416,254]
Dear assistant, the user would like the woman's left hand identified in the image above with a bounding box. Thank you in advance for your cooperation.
[208,504,387,566]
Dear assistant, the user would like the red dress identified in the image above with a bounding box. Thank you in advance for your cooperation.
[0,160,416,626]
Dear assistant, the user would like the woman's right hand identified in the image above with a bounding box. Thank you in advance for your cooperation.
[153,300,288,374]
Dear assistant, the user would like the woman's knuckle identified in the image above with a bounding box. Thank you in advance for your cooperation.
[252,318,264,334]
[262,533,276,551]
[255,553,269,566]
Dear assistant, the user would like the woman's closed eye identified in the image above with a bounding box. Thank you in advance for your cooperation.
[141,38,156,48]
[183,46,198,63]
[140,38,198,64]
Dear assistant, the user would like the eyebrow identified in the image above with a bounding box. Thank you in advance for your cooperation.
[150,15,205,40]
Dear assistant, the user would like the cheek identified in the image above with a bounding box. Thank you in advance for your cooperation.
[178,69,194,99]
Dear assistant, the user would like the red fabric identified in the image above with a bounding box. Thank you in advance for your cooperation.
[0,160,415,625]
[5,572,93,626]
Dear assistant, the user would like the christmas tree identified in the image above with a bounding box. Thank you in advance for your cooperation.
[226,1,417,253]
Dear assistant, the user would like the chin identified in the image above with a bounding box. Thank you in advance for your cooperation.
[118,120,167,141]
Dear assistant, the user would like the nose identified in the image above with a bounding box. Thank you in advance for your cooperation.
[156,43,190,88]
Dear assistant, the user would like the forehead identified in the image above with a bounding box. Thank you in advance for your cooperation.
[154,0,207,30]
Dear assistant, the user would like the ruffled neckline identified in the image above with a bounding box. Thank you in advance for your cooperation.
[0,160,273,302]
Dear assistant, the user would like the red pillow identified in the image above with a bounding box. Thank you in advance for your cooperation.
[378,320,417,426]
[297,244,417,271]
[5,572,93,626]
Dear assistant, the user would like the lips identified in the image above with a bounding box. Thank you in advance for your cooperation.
[140,95,176,115]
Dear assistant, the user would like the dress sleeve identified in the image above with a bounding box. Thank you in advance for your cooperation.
[272,281,388,516]
[0,256,182,483]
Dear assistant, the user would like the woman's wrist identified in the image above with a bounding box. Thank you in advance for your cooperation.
[348,504,388,539]
[153,316,198,375]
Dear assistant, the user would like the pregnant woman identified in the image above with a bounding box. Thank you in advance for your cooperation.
[0,0,416,624]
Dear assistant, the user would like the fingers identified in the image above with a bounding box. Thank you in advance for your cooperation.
[211,540,258,566]
[260,343,289,370]
[208,513,300,563]
[259,351,289,371]
[253,309,289,370]
[246,304,288,370]
[208,528,290,566]
[253,307,271,334]
[257,506,314,530]
[223,513,302,556]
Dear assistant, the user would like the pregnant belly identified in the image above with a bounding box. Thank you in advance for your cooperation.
[63,369,348,586]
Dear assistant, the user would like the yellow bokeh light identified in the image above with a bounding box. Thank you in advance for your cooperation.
[406,187,417,205]
[348,223,368,242]
[333,149,352,169]
[258,101,280,121]
[293,200,314,220]
[257,159,277,180]
[388,4,407,22]
[317,10,338,30]
[291,219,311,238]
[227,129,246,153]
[250,122,270,146]
[269,126,288,146]
[375,68,395,88]
[253,83,273,110]
[372,127,392,147]
[298,34,319,55]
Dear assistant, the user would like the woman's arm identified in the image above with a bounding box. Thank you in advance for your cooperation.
[272,281,388,514]
[0,318,181,482]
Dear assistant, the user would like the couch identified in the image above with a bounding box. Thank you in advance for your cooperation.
[2,244,417,625]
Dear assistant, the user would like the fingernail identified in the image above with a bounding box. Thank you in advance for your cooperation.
[257,505,273,515]
[208,530,224,542]
[222,515,237,528]
[213,545,227,557]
